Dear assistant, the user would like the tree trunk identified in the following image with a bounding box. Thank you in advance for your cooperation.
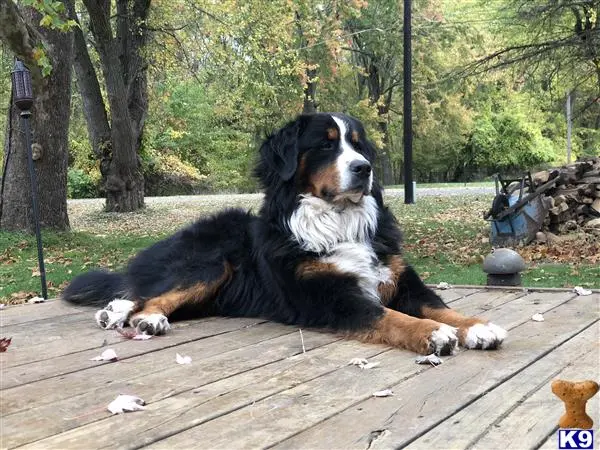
[0,1,72,232]
[71,7,111,165]
[81,0,147,212]
[377,115,394,186]
[302,67,318,114]
[100,43,145,212]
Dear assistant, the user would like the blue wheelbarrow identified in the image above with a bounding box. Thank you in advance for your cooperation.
[484,172,558,246]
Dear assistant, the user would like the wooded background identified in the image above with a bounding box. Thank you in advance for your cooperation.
[1,0,599,230]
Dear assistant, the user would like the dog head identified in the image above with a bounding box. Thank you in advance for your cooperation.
[257,113,377,204]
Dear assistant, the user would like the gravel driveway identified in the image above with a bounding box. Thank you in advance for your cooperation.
[68,186,494,209]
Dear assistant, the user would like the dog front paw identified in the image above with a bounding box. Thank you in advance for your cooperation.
[427,324,458,356]
[462,322,507,349]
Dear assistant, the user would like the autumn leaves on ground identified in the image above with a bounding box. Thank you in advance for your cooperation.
[1,193,599,305]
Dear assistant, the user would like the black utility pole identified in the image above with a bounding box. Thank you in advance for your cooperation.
[11,60,48,299]
[403,0,414,204]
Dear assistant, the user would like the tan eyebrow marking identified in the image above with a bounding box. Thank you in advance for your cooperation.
[327,128,339,140]
[351,130,360,143]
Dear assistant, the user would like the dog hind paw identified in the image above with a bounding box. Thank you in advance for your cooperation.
[130,313,171,335]
[95,299,135,330]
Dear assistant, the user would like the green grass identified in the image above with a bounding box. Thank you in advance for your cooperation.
[0,231,161,303]
[1,193,598,303]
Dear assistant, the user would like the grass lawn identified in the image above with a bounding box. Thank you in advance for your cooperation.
[1,193,598,304]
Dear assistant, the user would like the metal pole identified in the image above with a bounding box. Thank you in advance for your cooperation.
[566,92,572,164]
[403,0,414,204]
[21,110,48,299]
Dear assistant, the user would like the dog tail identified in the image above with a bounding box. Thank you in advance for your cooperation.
[62,270,129,307]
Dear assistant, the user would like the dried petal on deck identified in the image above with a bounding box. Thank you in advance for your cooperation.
[372,389,394,398]
[176,353,192,365]
[90,349,118,362]
[415,354,443,366]
[574,286,592,296]
[107,395,146,414]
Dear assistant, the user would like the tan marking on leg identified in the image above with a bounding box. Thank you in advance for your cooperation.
[422,306,485,344]
[296,260,341,278]
[327,127,339,140]
[351,130,360,143]
[378,255,406,305]
[352,308,443,354]
[133,263,233,318]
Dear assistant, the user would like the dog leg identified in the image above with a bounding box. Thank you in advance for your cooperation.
[129,263,233,335]
[355,308,458,355]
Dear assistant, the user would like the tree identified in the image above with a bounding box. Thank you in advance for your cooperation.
[0,0,73,231]
[70,0,151,212]
[345,0,403,185]
[461,0,600,155]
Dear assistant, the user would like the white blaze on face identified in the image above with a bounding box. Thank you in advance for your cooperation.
[332,116,373,192]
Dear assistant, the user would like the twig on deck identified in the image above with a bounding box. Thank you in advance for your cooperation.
[299,329,306,353]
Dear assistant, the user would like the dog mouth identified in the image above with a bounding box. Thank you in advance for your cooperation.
[332,187,370,204]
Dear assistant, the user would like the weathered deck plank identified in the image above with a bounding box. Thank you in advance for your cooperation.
[470,345,599,450]
[1,320,291,411]
[0,300,87,327]
[266,292,597,450]
[43,290,578,449]
[1,317,269,386]
[406,323,599,449]
[1,289,598,450]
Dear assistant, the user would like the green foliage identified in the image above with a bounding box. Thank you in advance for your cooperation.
[145,81,257,192]
[67,168,98,199]
[5,0,597,195]
[466,90,563,172]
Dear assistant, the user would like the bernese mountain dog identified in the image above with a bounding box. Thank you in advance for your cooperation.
[63,113,506,355]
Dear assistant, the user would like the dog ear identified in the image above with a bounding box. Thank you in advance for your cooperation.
[260,118,304,181]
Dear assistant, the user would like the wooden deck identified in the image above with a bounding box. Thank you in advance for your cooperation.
[1,287,598,450]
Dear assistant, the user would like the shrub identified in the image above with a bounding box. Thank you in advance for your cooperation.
[67,168,99,199]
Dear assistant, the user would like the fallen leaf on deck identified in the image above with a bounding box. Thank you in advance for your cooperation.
[573,286,592,296]
[349,358,380,369]
[349,358,369,366]
[107,395,146,414]
[133,334,153,340]
[27,296,45,304]
[360,362,380,369]
[116,328,153,340]
[372,389,394,398]
[90,349,118,362]
[415,354,443,366]
[176,353,192,365]
[531,313,545,322]
[436,282,451,290]
[0,337,12,352]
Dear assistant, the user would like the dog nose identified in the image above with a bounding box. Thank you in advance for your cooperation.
[349,160,371,179]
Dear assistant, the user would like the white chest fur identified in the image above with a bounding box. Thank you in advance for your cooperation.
[288,194,379,254]
[321,242,391,301]
[289,194,389,300]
